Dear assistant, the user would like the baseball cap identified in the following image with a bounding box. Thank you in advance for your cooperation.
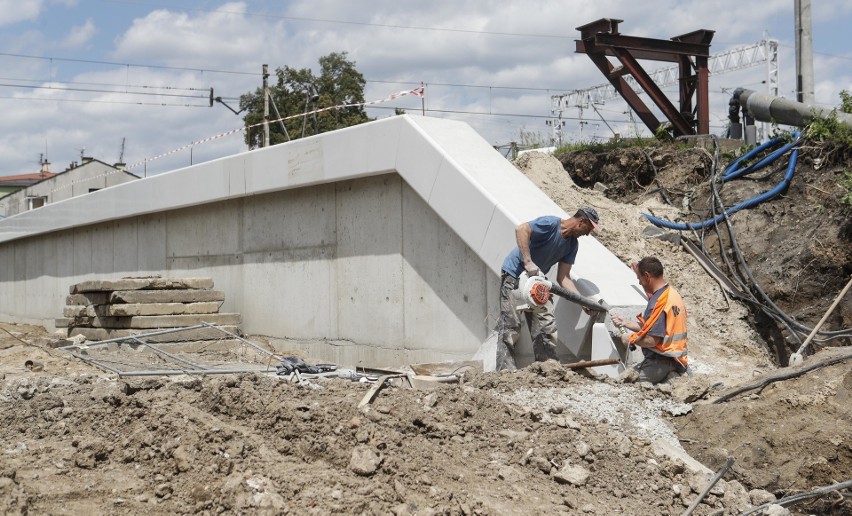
[577,207,600,232]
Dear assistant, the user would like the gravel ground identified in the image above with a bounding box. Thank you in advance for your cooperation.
[496,382,692,446]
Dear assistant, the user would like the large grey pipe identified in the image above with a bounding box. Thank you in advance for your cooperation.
[735,88,852,129]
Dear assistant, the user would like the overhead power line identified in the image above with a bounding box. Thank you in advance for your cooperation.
[0,75,208,92]
[0,82,209,100]
[0,94,208,108]
[103,0,572,39]
[0,51,256,76]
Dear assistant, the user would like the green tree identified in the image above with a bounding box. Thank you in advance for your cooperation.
[239,52,372,148]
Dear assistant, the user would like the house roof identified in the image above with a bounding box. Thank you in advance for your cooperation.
[0,172,58,185]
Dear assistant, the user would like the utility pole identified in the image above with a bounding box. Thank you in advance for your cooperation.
[794,0,815,104]
[262,64,270,148]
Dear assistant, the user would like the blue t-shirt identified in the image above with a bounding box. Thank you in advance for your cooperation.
[501,216,579,278]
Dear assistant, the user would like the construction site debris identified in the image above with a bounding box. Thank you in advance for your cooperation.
[274,356,337,376]
[409,359,483,376]
[59,324,276,377]
[713,348,852,404]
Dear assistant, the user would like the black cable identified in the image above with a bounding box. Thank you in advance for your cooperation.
[667,135,852,345]
[712,136,851,343]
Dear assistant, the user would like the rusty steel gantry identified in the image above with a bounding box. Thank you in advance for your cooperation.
[575,18,714,137]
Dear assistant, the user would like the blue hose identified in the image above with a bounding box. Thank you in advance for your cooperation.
[722,137,785,179]
[723,141,795,181]
[643,133,800,231]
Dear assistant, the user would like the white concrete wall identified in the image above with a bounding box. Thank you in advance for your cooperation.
[0,115,646,370]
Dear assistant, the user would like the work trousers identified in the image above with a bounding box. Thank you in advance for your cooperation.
[496,273,558,371]
[621,352,687,384]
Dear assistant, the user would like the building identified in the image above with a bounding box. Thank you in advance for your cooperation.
[0,160,57,197]
[0,157,139,218]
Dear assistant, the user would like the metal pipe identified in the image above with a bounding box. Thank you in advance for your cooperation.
[128,336,203,370]
[66,351,125,376]
[734,88,852,129]
[199,322,279,357]
[118,367,276,377]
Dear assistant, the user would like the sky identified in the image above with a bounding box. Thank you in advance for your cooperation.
[0,0,850,177]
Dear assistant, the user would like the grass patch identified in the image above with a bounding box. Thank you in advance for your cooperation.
[554,137,658,154]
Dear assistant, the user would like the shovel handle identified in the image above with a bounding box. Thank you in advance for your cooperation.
[794,275,852,357]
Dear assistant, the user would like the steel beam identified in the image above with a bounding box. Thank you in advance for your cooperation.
[586,53,661,134]
[575,18,714,137]
[612,47,694,136]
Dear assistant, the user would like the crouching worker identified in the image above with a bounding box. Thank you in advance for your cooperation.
[610,256,689,383]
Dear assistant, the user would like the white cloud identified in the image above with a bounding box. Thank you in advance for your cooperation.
[111,2,284,69]
[0,0,42,26]
[61,18,96,47]
[0,0,849,176]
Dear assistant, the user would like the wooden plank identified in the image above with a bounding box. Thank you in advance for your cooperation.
[358,374,408,409]
[409,360,483,376]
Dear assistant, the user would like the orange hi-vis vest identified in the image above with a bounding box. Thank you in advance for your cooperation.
[628,285,688,368]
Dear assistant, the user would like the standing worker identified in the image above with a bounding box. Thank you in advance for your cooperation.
[496,208,600,371]
[610,256,689,383]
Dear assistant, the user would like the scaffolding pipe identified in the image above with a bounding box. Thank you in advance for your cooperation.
[735,88,852,129]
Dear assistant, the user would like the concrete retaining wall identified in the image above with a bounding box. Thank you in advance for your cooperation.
[0,173,498,368]
[0,115,647,371]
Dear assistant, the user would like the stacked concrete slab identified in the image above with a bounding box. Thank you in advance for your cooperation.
[58,276,241,341]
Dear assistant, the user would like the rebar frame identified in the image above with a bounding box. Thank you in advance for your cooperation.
[60,322,281,377]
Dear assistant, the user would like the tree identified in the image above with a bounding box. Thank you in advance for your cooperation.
[239,52,372,149]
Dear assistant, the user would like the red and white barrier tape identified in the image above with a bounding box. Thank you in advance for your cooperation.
[126,85,425,171]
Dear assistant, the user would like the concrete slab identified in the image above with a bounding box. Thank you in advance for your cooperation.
[110,290,226,304]
[67,325,242,342]
[70,277,215,293]
[70,313,240,329]
[66,293,110,306]
[64,302,222,317]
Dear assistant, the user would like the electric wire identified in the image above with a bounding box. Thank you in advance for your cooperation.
[0,75,208,92]
[646,134,852,355]
[0,82,209,100]
[0,94,208,108]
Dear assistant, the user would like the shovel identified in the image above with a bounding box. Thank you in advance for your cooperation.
[789,275,852,366]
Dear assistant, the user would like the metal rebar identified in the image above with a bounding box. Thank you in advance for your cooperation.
[128,336,204,370]
[117,367,275,377]
[682,456,735,516]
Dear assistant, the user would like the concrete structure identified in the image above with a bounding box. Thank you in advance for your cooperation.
[0,158,138,218]
[0,115,646,373]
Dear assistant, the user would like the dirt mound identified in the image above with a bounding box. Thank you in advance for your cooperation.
[675,346,852,502]
[0,331,757,515]
[557,139,852,365]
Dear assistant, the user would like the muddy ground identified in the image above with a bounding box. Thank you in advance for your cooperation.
[1,137,850,515]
